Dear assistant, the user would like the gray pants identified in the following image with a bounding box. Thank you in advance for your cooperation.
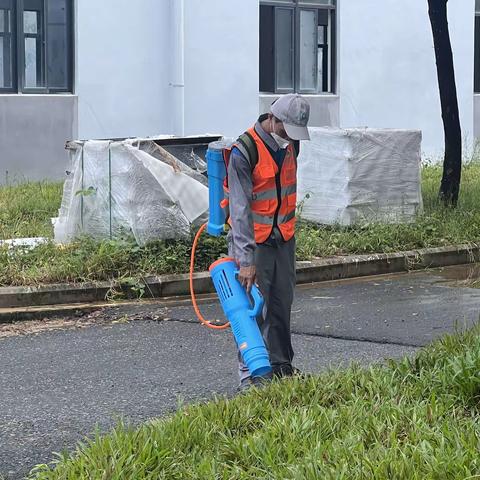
[233,235,296,381]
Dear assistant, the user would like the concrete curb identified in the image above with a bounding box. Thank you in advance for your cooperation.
[0,294,218,324]
[1,244,478,311]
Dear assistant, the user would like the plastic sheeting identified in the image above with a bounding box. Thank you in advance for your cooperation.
[297,128,423,225]
[54,139,209,245]
[0,237,49,251]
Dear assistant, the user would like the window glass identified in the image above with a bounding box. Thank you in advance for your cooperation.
[0,0,73,93]
[299,0,333,5]
[318,25,325,45]
[0,36,4,86]
[259,1,337,94]
[23,10,37,34]
[47,0,69,89]
[275,8,294,90]
[24,36,39,86]
[299,9,317,91]
[0,7,12,88]
[23,8,44,88]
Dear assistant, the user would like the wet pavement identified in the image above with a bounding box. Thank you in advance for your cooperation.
[169,264,480,346]
[0,264,479,479]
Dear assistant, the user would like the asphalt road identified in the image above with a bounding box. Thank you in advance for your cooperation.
[1,265,479,479]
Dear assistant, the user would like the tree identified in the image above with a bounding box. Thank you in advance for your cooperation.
[427,0,462,206]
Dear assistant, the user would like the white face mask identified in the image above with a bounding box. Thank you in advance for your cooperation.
[270,118,291,149]
[271,132,290,149]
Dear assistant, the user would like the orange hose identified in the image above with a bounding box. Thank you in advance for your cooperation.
[190,223,230,330]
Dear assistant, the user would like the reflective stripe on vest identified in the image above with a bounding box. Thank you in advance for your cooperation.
[252,188,276,201]
[252,212,275,225]
[278,209,296,225]
[247,127,297,244]
[225,184,296,203]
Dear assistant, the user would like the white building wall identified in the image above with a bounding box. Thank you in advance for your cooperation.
[184,0,259,138]
[0,96,77,183]
[2,0,477,183]
[75,0,259,142]
[75,0,172,140]
[338,0,475,158]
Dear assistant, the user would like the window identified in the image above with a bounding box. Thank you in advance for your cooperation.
[260,0,336,94]
[475,0,480,93]
[0,0,73,93]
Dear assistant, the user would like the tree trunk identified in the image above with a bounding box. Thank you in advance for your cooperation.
[427,0,462,206]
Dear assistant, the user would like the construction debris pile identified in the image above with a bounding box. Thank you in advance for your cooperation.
[54,138,210,245]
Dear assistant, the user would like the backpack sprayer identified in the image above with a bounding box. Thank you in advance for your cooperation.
[189,140,272,378]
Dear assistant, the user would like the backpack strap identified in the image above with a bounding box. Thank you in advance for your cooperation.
[236,131,258,171]
[221,131,258,228]
[293,140,300,158]
[237,132,299,170]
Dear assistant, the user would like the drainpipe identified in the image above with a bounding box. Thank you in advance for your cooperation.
[171,0,185,136]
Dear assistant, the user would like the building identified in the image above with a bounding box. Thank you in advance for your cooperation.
[0,0,478,182]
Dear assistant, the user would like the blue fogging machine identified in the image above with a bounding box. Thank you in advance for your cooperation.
[200,140,272,378]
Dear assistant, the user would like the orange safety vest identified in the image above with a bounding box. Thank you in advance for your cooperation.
[223,126,297,244]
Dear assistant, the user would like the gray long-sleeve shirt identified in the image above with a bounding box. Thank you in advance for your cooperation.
[227,118,282,267]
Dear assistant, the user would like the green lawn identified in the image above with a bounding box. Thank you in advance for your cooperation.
[0,181,63,239]
[29,326,480,479]
[1,164,479,286]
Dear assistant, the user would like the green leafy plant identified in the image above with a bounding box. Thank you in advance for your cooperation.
[1,163,479,287]
[28,325,480,479]
[74,186,96,197]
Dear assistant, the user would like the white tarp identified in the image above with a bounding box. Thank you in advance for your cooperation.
[54,139,209,245]
[297,128,423,225]
[0,237,49,251]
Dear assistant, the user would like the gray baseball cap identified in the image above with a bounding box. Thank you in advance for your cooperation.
[270,94,310,140]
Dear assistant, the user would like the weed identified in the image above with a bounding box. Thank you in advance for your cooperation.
[29,326,480,479]
[1,164,479,286]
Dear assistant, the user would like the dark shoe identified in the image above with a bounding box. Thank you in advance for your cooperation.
[252,372,272,388]
[237,377,254,393]
[272,365,305,379]
[237,374,272,393]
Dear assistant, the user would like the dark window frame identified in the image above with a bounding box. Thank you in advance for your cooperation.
[0,0,73,94]
[22,0,46,92]
[260,0,337,95]
[475,4,480,93]
[317,14,328,92]
[0,0,16,91]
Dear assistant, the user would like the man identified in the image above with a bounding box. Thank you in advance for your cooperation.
[227,94,310,391]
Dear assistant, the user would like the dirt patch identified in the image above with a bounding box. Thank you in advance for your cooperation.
[0,304,169,339]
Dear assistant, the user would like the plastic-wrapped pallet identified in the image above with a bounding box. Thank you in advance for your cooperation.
[54,139,209,245]
[297,128,423,225]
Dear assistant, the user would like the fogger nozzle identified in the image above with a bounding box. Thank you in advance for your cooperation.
[209,258,272,377]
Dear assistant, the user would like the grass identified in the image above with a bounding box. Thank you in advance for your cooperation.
[1,164,479,287]
[29,325,480,479]
[0,181,63,239]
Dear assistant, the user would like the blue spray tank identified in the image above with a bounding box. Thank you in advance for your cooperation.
[189,139,272,378]
[205,140,228,237]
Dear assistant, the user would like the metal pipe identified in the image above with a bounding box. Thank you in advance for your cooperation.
[171,0,185,136]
